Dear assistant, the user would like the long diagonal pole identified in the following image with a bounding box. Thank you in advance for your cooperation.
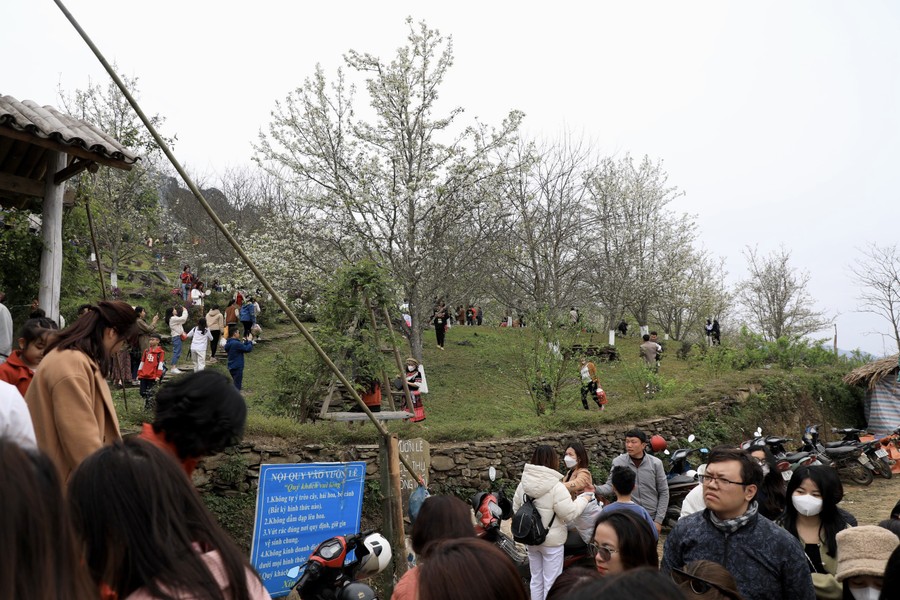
[52,0,423,484]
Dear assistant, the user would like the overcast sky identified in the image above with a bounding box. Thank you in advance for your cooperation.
[5,1,900,355]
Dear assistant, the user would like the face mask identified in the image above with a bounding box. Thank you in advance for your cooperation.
[760,464,770,477]
[792,494,823,517]
[407,365,416,372]
[564,455,577,469]
[850,587,882,600]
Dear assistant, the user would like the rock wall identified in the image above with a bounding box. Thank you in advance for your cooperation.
[193,393,751,496]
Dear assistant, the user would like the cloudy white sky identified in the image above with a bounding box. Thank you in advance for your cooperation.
[5,1,900,355]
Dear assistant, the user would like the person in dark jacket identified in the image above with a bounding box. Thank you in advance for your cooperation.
[662,446,815,600]
[595,430,668,534]
[224,328,253,391]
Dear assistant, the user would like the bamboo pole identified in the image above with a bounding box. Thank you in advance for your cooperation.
[382,306,417,413]
[52,0,423,483]
[362,292,397,412]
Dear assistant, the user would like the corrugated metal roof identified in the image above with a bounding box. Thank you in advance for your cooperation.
[0,94,139,164]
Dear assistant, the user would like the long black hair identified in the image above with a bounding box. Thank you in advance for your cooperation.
[0,440,95,599]
[68,438,260,600]
[44,301,138,376]
[749,445,786,520]
[151,370,247,460]
[782,465,848,556]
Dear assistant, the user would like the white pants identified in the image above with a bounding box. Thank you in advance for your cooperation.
[527,544,564,600]
[191,350,206,371]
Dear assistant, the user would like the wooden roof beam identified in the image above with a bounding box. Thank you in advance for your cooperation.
[54,158,98,184]
[0,126,134,171]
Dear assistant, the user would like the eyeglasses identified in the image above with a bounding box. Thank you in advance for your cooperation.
[671,568,742,600]
[698,474,747,487]
[588,542,619,562]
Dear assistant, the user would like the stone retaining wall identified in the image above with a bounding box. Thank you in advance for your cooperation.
[193,390,754,496]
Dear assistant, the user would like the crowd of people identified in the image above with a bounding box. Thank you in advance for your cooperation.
[394,431,900,600]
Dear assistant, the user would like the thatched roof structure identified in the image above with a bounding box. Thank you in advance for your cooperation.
[844,355,899,389]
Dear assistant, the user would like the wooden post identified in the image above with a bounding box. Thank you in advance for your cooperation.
[39,151,66,322]
[363,293,397,411]
[380,434,408,596]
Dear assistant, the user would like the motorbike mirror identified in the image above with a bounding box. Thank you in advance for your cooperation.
[755,427,763,437]
[287,566,301,579]
[687,434,696,443]
[663,449,670,455]
[488,466,496,482]
[699,447,709,454]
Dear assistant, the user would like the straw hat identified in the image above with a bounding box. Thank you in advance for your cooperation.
[835,525,899,582]
[405,357,419,367]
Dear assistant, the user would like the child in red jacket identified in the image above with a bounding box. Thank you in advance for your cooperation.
[0,317,57,396]
[137,334,165,410]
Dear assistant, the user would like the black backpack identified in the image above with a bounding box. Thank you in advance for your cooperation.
[511,494,556,545]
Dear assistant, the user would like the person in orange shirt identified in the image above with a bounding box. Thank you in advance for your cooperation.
[0,317,57,396]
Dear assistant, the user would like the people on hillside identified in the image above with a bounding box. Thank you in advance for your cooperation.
[602,466,659,540]
[706,318,714,345]
[403,357,428,422]
[67,438,270,600]
[206,304,225,361]
[138,370,247,476]
[617,320,628,338]
[239,297,257,340]
[712,319,721,345]
[224,327,254,391]
[639,334,661,370]
[225,299,239,337]
[513,444,591,600]
[0,317,57,396]
[25,301,137,481]
[137,333,165,410]
[431,301,449,350]
[590,510,659,577]
[662,446,816,600]
[190,281,205,310]
[578,357,604,410]
[596,429,669,534]
[180,265,193,301]
[166,305,188,374]
[779,465,853,600]
[185,317,214,372]
[131,306,160,382]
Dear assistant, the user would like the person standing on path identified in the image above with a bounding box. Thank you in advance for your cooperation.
[224,328,253,391]
[185,318,213,372]
[205,305,224,361]
[578,357,603,410]
[431,301,448,350]
[166,306,188,374]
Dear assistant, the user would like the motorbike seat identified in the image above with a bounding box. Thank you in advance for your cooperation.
[783,451,809,462]
[824,441,853,449]
[766,437,788,444]
[668,474,697,486]
[834,428,863,435]
[823,446,857,457]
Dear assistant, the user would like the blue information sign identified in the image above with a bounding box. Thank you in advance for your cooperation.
[250,461,366,597]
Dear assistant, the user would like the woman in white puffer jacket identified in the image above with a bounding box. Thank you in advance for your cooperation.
[513,444,591,600]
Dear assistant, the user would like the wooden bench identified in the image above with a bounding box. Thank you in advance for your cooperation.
[319,410,414,422]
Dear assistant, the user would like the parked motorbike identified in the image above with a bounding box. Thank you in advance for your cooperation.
[741,433,819,480]
[831,427,893,479]
[661,434,708,527]
[291,530,391,600]
[801,425,874,486]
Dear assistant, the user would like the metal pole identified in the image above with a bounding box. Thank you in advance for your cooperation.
[52,0,423,482]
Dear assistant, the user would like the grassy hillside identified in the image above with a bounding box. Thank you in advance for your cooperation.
[111,320,866,448]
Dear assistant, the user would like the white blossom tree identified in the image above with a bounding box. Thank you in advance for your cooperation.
[850,243,900,354]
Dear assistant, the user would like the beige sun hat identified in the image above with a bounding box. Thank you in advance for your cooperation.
[835,525,899,582]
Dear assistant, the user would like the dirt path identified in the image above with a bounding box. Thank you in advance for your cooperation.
[842,474,900,525]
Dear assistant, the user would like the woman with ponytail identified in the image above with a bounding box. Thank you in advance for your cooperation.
[25,300,138,481]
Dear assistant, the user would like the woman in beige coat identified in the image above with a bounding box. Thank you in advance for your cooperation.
[25,301,138,482]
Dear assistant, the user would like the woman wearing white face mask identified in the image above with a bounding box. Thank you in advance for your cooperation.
[561,442,599,545]
[834,525,898,600]
[780,466,853,600]
[402,357,427,423]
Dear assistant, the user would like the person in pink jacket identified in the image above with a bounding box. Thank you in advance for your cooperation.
[513,445,591,600]
[68,438,270,600]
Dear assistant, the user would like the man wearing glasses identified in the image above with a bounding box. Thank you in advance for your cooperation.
[661,446,815,600]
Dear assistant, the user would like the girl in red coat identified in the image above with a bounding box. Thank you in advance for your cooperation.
[0,317,57,396]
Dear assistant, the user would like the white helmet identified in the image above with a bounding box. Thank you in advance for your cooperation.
[355,533,392,578]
